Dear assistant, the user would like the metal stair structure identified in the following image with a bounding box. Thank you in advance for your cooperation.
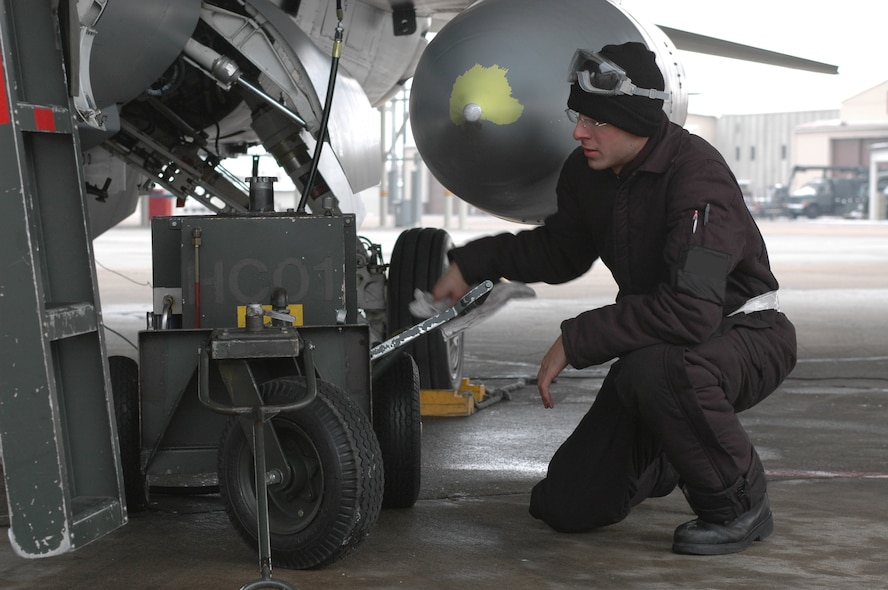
[0,0,127,557]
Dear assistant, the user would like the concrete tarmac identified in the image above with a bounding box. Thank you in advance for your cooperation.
[2,217,888,589]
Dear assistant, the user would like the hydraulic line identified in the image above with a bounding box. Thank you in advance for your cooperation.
[297,0,344,214]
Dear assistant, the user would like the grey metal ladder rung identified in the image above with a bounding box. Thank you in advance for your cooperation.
[43,302,99,341]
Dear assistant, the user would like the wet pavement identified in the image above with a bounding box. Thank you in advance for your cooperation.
[2,218,887,589]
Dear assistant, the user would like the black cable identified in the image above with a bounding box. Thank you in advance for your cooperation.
[101,323,139,351]
[95,259,152,287]
[297,1,344,213]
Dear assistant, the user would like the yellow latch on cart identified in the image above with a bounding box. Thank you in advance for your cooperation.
[236,304,303,327]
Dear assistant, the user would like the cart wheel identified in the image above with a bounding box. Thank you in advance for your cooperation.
[387,227,464,390]
[218,377,383,570]
[373,353,421,508]
[109,355,149,512]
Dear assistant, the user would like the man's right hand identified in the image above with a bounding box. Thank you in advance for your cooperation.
[537,336,568,409]
[432,262,470,305]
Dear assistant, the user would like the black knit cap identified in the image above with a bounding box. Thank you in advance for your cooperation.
[567,41,666,137]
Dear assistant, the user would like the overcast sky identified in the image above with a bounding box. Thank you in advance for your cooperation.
[619,0,885,116]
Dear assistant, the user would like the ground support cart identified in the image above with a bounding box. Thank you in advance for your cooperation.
[113,212,392,569]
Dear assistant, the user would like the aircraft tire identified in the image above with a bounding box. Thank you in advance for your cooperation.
[387,227,465,390]
[217,377,383,570]
[109,355,150,512]
[372,352,422,508]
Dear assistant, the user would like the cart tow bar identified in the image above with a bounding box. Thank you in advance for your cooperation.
[197,322,312,590]
[370,280,493,363]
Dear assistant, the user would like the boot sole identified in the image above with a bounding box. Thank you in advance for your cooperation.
[672,513,774,556]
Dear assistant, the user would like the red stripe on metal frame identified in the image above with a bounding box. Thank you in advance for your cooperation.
[0,58,9,124]
[34,107,55,131]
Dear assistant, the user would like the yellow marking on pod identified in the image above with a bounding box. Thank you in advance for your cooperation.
[449,64,524,126]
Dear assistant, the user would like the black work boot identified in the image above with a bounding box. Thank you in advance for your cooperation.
[672,494,773,555]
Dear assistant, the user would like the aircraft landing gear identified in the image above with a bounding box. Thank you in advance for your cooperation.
[387,228,465,390]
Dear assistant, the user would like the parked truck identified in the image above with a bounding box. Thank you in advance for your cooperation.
[771,166,869,219]
[786,176,868,218]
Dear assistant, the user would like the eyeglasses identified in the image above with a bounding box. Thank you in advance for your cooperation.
[565,108,608,129]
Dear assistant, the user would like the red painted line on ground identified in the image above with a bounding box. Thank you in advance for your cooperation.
[767,468,888,480]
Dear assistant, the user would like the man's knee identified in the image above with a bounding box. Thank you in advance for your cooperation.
[529,478,630,532]
[614,345,678,411]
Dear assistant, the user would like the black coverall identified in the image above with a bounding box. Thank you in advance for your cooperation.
[449,116,798,530]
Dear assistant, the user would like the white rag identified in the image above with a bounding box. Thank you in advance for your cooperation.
[408,281,536,339]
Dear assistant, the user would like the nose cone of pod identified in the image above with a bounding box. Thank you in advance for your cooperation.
[410,4,576,223]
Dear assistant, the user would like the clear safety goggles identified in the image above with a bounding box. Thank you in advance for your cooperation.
[567,49,671,101]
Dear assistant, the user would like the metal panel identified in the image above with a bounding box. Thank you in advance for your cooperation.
[138,330,229,477]
[172,215,357,328]
[298,325,372,415]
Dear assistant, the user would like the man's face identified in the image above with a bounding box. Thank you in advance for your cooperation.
[571,114,648,175]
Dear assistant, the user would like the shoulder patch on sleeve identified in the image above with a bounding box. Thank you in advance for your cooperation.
[675,245,731,304]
